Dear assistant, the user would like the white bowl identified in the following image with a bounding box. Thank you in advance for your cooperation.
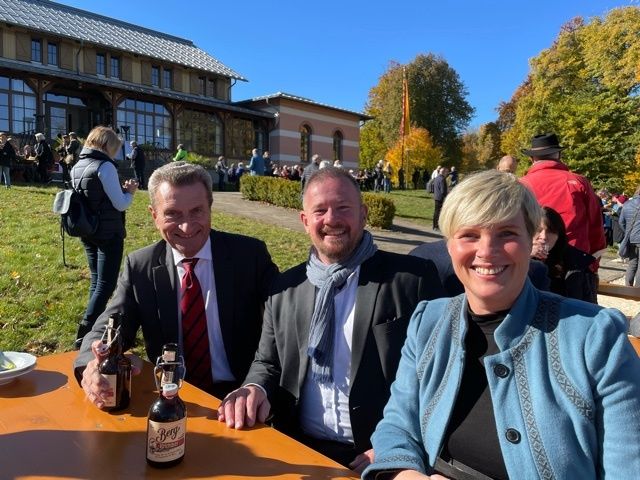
[0,352,37,385]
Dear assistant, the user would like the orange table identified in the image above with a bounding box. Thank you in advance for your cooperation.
[0,352,357,479]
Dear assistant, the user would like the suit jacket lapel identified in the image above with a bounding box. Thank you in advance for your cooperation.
[210,230,235,361]
[350,255,381,386]
[295,278,316,390]
[153,243,179,343]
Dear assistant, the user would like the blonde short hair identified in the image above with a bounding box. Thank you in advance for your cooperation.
[84,126,122,158]
[439,170,541,240]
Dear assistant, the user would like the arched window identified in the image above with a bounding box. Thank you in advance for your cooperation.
[300,124,311,163]
[332,130,343,161]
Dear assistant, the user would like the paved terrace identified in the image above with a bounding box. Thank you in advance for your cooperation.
[211,191,638,317]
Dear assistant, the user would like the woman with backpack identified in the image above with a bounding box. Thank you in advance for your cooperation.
[71,126,138,349]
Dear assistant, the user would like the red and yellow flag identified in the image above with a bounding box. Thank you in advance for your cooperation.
[400,67,410,138]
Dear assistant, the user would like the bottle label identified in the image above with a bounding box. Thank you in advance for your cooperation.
[147,418,186,462]
[101,374,117,407]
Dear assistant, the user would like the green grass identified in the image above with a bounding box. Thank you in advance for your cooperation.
[0,184,310,355]
[386,188,434,226]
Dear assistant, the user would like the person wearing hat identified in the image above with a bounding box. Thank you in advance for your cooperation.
[520,133,605,301]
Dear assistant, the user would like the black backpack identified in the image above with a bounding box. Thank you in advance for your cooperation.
[52,162,100,265]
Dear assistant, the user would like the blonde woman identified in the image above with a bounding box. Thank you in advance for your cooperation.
[365,170,640,479]
[71,126,138,349]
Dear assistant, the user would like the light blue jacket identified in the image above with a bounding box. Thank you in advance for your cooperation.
[364,281,640,479]
[248,154,265,176]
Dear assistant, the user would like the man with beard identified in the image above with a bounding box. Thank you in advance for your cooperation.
[218,167,443,473]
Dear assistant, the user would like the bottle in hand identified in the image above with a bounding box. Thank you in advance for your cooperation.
[98,313,131,411]
[146,383,187,468]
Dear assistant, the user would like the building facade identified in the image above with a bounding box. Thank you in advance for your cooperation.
[0,0,365,166]
[239,93,368,170]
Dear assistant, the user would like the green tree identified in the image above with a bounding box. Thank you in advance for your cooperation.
[361,54,474,163]
[499,7,640,190]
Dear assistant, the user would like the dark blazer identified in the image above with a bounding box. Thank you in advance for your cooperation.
[410,240,550,296]
[243,249,444,454]
[74,230,278,388]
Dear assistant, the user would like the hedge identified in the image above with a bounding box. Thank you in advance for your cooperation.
[239,175,396,228]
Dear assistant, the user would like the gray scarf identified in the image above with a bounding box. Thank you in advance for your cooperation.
[306,231,377,383]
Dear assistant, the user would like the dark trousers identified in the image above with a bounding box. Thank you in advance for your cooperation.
[626,245,640,287]
[433,199,444,229]
[134,166,145,189]
[76,236,124,346]
[37,161,49,183]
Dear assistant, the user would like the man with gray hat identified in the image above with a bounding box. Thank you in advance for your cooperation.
[520,133,605,300]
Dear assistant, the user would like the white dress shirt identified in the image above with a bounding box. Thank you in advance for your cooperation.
[172,237,235,382]
[298,267,360,444]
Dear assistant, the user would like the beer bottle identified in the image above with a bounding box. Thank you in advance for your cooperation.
[98,314,131,411]
[146,383,187,468]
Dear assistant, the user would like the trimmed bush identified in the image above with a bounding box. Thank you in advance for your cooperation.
[363,192,396,229]
[240,176,396,228]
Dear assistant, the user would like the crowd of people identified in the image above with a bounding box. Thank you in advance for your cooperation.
[64,128,640,479]
[1,123,638,477]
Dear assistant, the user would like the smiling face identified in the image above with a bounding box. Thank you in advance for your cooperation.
[300,175,367,265]
[447,212,532,314]
[150,181,212,258]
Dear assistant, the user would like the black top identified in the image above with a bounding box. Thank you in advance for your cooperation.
[442,307,509,480]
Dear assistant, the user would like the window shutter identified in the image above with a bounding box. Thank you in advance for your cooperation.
[15,32,30,61]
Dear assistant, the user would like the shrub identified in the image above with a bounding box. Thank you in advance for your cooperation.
[241,176,396,228]
[363,192,396,228]
[185,153,216,169]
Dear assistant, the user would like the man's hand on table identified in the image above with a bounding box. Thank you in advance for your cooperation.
[217,385,271,429]
[80,340,142,409]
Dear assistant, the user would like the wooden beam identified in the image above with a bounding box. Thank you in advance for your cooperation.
[597,282,640,301]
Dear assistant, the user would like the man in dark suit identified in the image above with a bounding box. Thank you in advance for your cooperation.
[75,162,278,404]
[127,140,146,189]
[218,167,443,473]
[410,239,550,296]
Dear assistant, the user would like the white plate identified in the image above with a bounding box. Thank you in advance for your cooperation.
[0,352,37,385]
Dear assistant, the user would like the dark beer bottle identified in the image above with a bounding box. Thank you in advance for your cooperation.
[98,314,131,411]
[146,383,187,468]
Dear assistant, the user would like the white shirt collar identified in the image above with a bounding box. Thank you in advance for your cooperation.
[171,236,212,267]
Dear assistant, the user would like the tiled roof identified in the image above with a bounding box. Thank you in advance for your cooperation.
[240,92,371,119]
[0,0,246,80]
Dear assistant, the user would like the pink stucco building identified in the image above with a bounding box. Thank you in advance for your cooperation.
[239,93,371,170]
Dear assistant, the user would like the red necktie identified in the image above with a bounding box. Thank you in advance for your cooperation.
[180,258,214,391]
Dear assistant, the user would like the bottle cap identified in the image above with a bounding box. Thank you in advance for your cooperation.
[162,383,179,397]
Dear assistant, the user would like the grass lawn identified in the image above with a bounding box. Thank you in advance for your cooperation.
[387,188,434,226]
[0,183,310,355]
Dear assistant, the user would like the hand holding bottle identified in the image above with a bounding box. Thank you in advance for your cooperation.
[81,339,142,409]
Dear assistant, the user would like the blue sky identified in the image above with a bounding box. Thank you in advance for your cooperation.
[57,1,632,128]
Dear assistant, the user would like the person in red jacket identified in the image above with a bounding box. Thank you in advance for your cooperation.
[520,133,606,286]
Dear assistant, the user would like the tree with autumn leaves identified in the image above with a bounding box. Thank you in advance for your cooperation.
[498,7,640,191]
[360,54,474,181]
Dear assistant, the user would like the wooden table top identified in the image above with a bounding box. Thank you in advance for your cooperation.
[0,352,357,479]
